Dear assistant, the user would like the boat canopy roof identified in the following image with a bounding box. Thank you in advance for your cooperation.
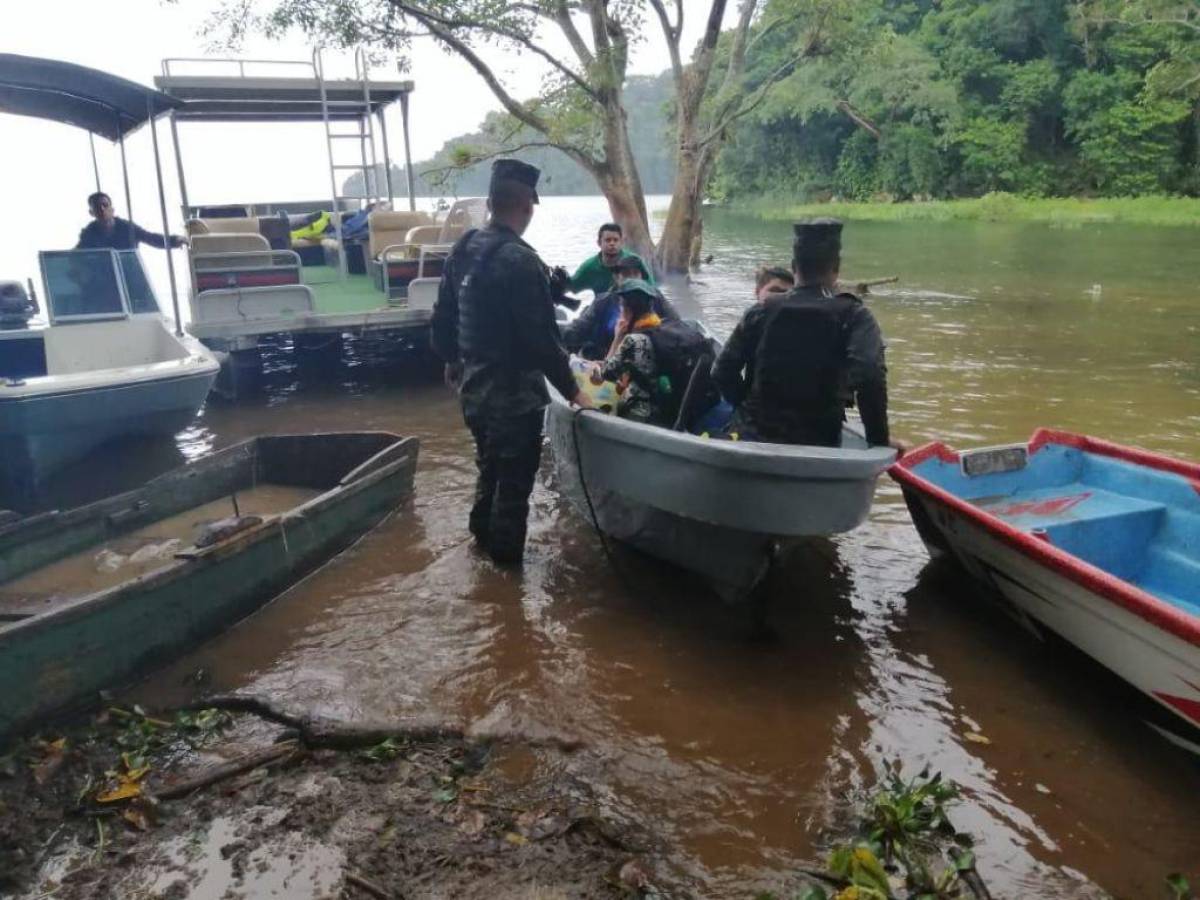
[0,54,181,141]
[155,60,414,124]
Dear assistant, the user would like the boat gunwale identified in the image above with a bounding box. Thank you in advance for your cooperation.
[890,427,1200,649]
[0,432,416,638]
[548,388,896,480]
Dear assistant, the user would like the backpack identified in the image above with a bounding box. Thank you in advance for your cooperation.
[644,320,719,429]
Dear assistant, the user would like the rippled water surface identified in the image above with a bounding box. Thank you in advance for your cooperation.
[32,197,1200,896]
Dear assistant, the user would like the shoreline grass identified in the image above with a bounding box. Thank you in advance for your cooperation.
[717,192,1200,227]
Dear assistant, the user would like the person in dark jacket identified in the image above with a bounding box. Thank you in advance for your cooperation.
[712,219,899,449]
[75,192,186,251]
[562,257,679,360]
[430,160,591,565]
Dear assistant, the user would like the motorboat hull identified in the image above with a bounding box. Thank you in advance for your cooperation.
[545,387,895,598]
[892,430,1200,755]
[0,432,418,739]
[0,332,218,505]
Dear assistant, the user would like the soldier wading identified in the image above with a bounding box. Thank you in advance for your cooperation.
[431,160,592,565]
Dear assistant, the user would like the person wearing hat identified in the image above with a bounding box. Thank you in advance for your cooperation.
[563,255,680,360]
[569,222,655,295]
[431,158,592,565]
[711,219,896,448]
[592,278,667,423]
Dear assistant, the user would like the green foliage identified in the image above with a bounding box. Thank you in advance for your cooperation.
[729,192,1200,225]
[1166,872,1194,899]
[714,0,1200,202]
[792,767,978,900]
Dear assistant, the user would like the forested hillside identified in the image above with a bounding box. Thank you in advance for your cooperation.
[711,0,1200,202]
[345,72,674,198]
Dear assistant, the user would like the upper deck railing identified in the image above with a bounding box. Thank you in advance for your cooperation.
[161,57,316,79]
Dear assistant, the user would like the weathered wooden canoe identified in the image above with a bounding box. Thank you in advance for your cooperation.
[0,432,418,739]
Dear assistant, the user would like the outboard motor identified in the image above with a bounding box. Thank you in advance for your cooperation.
[0,280,36,330]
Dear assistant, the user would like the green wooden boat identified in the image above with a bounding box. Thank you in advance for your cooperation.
[0,432,418,740]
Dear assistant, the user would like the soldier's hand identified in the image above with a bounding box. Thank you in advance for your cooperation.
[444,362,464,389]
[889,438,909,457]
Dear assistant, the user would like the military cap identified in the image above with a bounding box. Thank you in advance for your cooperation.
[616,277,657,298]
[489,158,540,203]
[793,217,843,248]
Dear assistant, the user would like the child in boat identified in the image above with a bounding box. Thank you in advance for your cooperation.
[592,279,663,423]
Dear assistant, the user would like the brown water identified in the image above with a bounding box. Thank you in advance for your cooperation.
[31,199,1200,896]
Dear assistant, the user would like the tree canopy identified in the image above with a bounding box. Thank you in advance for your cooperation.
[710,0,1200,201]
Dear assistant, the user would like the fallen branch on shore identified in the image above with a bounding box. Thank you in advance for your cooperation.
[176,694,585,754]
[153,741,299,801]
[345,871,397,900]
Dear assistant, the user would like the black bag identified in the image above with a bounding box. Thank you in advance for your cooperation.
[645,320,719,428]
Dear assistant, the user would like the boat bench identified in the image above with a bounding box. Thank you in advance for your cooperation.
[974,484,1167,581]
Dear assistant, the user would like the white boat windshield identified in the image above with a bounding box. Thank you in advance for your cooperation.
[38,250,160,323]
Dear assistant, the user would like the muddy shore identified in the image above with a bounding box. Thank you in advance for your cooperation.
[0,705,664,899]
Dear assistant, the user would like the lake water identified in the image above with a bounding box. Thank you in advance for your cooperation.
[20,196,1200,896]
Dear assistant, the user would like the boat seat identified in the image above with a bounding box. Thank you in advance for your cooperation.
[975,484,1167,581]
[368,210,434,261]
[186,217,261,237]
[191,236,300,293]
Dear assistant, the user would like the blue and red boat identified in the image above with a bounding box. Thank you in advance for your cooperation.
[891,429,1200,754]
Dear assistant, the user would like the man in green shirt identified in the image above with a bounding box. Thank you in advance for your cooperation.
[569,222,654,295]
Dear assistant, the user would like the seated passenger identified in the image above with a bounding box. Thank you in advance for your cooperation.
[711,219,895,448]
[570,222,654,295]
[564,257,679,360]
[755,265,794,303]
[593,280,664,424]
[76,192,186,251]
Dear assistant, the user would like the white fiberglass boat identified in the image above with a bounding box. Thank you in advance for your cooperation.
[0,54,219,505]
[546,384,895,598]
[0,251,218,500]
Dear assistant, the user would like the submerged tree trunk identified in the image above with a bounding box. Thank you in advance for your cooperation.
[658,152,704,275]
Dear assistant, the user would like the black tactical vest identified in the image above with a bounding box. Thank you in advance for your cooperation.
[747,287,860,442]
[453,227,521,367]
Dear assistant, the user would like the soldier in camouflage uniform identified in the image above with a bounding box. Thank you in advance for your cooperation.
[712,219,894,448]
[431,160,591,565]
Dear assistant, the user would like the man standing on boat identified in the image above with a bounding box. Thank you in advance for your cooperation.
[569,223,654,295]
[712,219,895,449]
[75,192,187,251]
[431,159,592,566]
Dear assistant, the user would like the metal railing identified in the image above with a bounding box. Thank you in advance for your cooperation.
[161,57,316,78]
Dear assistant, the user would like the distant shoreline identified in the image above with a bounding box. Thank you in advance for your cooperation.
[713,193,1200,227]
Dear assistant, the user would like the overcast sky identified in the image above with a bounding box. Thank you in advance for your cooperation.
[4,0,715,284]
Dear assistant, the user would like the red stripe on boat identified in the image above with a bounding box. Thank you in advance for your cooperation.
[1153,691,1200,727]
[1028,428,1200,482]
[890,446,1200,649]
[897,442,960,467]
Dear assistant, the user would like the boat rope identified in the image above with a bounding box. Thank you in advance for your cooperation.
[570,407,638,597]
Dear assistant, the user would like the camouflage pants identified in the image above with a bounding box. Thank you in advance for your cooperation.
[464,409,544,564]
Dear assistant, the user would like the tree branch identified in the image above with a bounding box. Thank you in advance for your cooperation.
[390,2,601,172]
[385,1,600,101]
[836,99,882,138]
[419,140,587,183]
[697,6,831,148]
[553,0,595,68]
[648,0,685,85]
